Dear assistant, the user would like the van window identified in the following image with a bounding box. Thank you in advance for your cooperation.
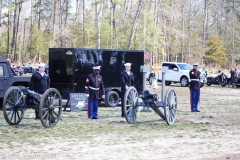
[0,66,3,76]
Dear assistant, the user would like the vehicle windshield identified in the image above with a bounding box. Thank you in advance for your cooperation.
[177,63,193,70]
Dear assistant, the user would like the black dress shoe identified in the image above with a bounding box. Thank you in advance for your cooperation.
[92,117,98,119]
[196,110,200,112]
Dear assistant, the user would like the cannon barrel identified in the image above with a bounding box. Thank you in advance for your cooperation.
[143,90,158,99]
[141,90,159,105]
[20,87,42,101]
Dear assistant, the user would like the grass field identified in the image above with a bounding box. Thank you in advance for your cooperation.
[0,83,240,160]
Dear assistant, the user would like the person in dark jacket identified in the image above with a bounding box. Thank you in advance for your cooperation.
[189,62,201,112]
[120,63,134,117]
[85,66,105,119]
[230,67,237,87]
[29,63,50,119]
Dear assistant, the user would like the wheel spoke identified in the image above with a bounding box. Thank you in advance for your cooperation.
[50,112,56,123]
[44,111,50,124]
[6,99,14,106]
[7,108,14,117]
[52,110,60,118]
[43,110,49,118]
[9,109,15,122]
[14,109,17,124]
[50,98,60,107]
[16,109,20,121]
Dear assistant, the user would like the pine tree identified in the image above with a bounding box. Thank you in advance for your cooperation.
[204,35,228,66]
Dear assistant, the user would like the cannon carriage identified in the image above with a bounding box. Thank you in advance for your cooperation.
[2,86,62,128]
[123,66,178,125]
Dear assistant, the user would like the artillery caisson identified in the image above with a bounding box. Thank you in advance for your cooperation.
[2,86,62,128]
[123,66,178,125]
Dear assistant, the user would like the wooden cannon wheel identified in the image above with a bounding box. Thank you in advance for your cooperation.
[123,87,139,124]
[3,86,25,125]
[39,88,62,128]
[164,87,178,125]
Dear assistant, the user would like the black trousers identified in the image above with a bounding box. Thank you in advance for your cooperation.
[35,91,45,119]
[121,88,126,117]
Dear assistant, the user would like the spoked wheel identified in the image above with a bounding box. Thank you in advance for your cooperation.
[3,86,25,125]
[39,88,62,128]
[164,87,178,125]
[123,87,139,124]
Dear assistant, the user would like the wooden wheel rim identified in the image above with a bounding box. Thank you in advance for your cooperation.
[164,88,178,125]
[123,87,138,124]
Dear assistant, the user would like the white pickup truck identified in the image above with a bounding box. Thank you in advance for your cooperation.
[152,62,207,87]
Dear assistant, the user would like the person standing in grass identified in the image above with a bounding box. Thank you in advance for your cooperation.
[189,62,201,112]
[85,66,105,119]
[30,63,50,119]
[120,63,134,117]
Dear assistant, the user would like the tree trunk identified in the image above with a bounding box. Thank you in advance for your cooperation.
[181,3,185,63]
[231,1,235,66]
[187,0,192,63]
[202,0,208,65]
[95,0,102,49]
[110,0,118,49]
[37,0,41,29]
[127,0,143,50]
[0,0,2,27]
[83,0,86,47]
[51,0,56,46]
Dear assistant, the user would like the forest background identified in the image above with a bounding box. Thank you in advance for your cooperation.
[0,0,239,69]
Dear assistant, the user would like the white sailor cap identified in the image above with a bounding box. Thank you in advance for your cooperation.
[38,63,45,67]
[124,63,132,67]
[192,62,199,66]
[92,66,101,70]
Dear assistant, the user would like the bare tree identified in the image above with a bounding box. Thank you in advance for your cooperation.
[202,0,208,65]
[11,1,23,61]
[110,0,118,49]
[127,0,143,50]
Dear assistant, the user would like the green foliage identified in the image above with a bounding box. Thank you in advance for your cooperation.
[0,32,9,57]
[204,35,228,66]
[27,23,50,62]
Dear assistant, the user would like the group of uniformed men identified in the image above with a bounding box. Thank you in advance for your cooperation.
[85,63,134,119]
[30,61,202,120]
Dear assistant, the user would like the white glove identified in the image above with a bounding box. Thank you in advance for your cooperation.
[86,94,89,97]
[102,95,105,99]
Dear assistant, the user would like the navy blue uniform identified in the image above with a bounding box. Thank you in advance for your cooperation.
[30,71,50,118]
[120,71,134,117]
[30,72,50,94]
[85,73,105,119]
[189,69,201,112]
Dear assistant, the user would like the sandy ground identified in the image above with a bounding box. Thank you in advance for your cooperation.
[0,83,240,160]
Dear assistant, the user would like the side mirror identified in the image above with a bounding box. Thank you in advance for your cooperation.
[173,68,178,71]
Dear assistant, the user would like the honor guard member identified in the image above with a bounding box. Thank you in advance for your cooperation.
[189,62,201,112]
[85,66,105,119]
[120,63,134,117]
[30,63,50,119]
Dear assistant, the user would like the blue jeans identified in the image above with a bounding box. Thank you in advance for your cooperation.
[190,89,200,111]
[89,98,98,118]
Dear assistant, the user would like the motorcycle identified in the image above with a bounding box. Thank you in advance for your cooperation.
[12,65,21,75]
[19,63,34,76]
[231,71,240,88]
[206,72,228,87]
